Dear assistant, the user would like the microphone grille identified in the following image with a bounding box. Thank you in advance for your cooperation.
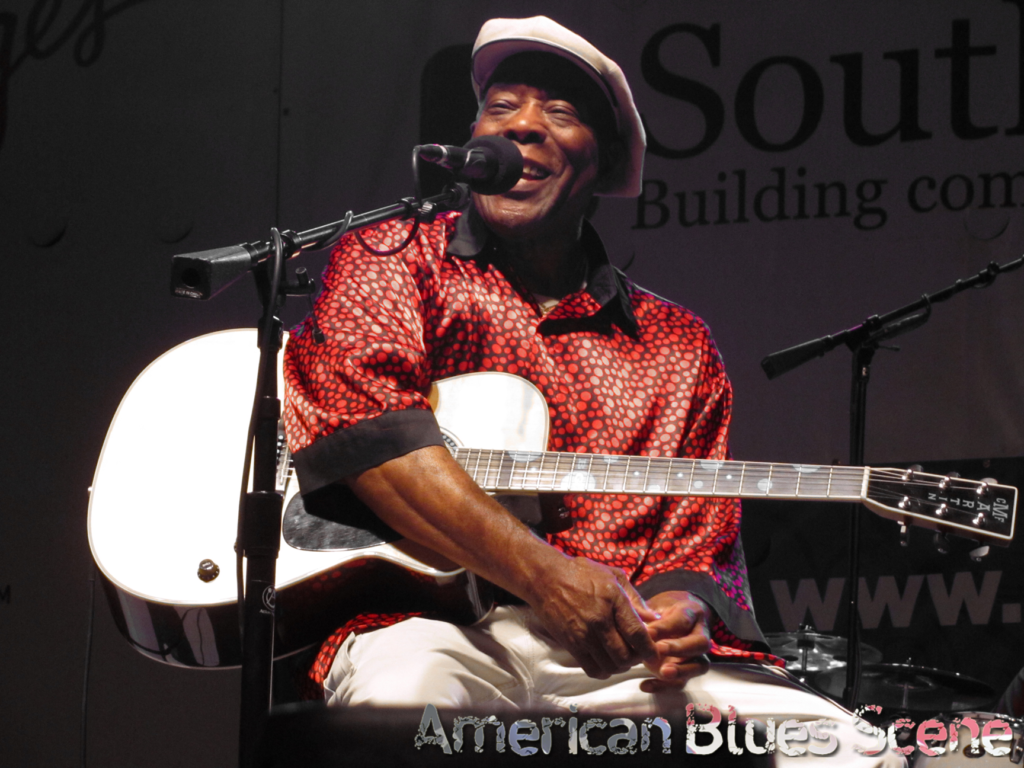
[463,135,523,195]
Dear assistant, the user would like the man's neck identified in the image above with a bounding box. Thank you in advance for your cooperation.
[498,229,589,300]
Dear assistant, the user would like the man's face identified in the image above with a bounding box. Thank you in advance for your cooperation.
[470,81,601,243]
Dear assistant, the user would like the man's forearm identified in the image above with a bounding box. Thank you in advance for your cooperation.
[344,443,659,677]
[344,444,571,604]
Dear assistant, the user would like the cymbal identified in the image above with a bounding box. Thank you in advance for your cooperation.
[814,663,995,712]
[765,630,882,673]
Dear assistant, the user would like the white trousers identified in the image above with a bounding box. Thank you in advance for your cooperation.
[325,606,905,767]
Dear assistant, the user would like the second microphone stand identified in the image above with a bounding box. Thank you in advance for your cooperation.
[761,255,1022,710]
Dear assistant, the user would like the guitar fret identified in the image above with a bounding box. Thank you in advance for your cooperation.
[503,451,515,491]
[642,457,651,496]
[484,450,493,486]
[826,466,834,498]
[736,462,753,495]
[482,450,494,490]
[499,449,510,490]
[523,454,538,491]
[678,460,695,494]
[580,454,594,491]
[496,451,507,491]
[480,449,491,489]
[495,450,507,491]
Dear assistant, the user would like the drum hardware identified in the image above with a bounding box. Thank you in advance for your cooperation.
[765,627,882,680]
[814,663,995,714]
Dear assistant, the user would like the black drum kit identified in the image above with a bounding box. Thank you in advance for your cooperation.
[766,627,1024,765]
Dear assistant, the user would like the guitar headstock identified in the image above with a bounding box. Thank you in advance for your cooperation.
[863,468,1017,546]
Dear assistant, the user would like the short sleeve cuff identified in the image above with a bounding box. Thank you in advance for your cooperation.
[292,408,445,493]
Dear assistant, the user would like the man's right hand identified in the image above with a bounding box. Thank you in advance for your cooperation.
[529,555,659,678]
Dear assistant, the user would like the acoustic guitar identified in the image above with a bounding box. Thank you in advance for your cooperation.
[87,330,1017,668]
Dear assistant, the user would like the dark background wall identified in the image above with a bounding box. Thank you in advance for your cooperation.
[1,1,1021,766]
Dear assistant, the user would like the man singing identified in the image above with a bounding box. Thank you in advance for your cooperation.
[283,16,901,766]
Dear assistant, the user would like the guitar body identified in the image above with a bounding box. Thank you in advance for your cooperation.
[87,330,546,668]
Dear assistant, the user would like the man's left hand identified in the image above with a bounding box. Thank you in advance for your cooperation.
[639,591,712,692]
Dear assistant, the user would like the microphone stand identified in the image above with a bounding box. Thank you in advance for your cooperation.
[761,255,1023,710]
[169,183,471,768]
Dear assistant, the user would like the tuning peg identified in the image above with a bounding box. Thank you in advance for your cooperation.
[902,464,924,481]
[969,545,990,562]
[976,477,997,499]
[932,531,950,554]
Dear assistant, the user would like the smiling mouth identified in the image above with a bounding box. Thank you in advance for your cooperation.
[520,162,552,181]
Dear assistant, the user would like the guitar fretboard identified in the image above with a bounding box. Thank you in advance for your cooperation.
[451,449,867,501]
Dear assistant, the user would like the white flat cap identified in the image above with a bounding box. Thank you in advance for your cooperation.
[472,16,646,198]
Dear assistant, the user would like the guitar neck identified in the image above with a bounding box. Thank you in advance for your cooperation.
[451,449,866,502]
[450,447,1017,545]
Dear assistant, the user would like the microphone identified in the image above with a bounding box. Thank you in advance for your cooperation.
[417,136,523,195]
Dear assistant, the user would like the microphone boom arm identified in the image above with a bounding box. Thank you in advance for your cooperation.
[761,255,1024,379]
[170,183,471,300]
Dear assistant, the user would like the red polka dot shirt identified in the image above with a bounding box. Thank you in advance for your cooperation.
[284,209,779,687]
